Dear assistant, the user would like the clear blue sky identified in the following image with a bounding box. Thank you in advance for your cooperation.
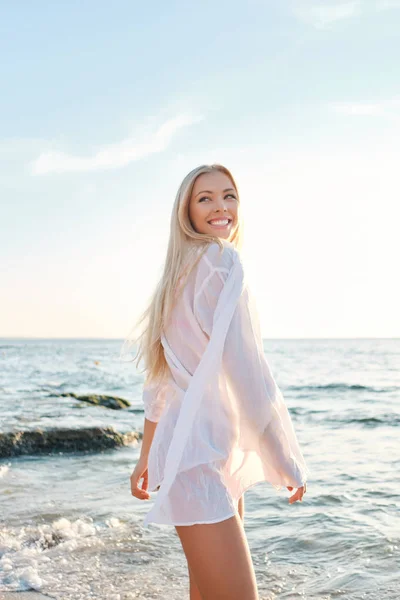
[1,0,399,339]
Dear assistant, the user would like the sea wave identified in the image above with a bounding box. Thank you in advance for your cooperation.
[287,383,398,394]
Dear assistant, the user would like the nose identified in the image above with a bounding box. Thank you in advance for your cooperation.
[214,195,228,212]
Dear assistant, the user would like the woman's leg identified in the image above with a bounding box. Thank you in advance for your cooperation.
[188,563,204,600]
[186,494,245,599]
[238,493,244,522]
[176,498,257,600]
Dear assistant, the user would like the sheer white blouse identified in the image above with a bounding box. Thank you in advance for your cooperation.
[140,239,310,527]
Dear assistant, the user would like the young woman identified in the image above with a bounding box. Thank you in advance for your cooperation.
[122,164,309,600]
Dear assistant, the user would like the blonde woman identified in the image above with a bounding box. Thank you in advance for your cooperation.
[122,164,309,600]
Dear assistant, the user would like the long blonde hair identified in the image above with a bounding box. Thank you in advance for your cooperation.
[120,163,244,385]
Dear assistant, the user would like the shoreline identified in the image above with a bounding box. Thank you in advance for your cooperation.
[0,593,54,599]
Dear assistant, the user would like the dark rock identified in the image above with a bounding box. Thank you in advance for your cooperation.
[0,427,141,458]
[53,393,131,410]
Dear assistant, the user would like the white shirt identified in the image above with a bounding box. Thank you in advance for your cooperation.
[141,239,309,527]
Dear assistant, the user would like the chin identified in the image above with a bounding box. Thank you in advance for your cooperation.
[208,233,229,240]
[205,228,232,240]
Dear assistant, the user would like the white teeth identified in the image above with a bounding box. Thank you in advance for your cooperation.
[208,219,230,225]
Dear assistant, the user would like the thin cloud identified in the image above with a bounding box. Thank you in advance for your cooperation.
[330,102,385,115]
[375,0,400,9]
[329,97,400,120]
[292,0,400,28]
[30,114,204,175]
[292,1,362,28]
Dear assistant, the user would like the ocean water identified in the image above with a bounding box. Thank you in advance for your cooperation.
[0,337,399,600]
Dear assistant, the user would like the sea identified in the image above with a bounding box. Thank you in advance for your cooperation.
[0,338,399,600]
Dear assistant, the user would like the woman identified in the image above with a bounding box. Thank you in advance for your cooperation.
[122,164,309,600]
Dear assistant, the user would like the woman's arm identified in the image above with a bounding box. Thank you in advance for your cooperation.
[139,378,167,461]
[140,417,158,461]
[130,379,166,501]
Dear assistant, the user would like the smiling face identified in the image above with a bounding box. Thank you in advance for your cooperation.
[188,170,239,240]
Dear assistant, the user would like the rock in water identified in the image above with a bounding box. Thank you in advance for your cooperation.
[54,393,131,409]
[0,427,140,458]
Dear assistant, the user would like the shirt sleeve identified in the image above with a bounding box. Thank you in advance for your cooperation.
[194,253,309,489]
[142,378,167,423]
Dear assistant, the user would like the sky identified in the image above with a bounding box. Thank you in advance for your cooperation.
[1,0,399,339]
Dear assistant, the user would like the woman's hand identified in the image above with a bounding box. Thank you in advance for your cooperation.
[130,457,151,501]
[287,482,307,504]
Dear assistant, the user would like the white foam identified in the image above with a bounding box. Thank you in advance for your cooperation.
[0,514,187,598]
[0,465,10,479]
[0,516,98,593]
[105,517,122,528]
[17,566,45,591]
[51,517,96,539]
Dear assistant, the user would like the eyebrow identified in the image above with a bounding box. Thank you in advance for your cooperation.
[195,188,236,197]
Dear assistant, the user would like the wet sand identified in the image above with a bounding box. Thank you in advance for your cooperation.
[0,593,53,600]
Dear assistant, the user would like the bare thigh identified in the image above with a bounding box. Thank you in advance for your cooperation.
[175,510,258,600]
